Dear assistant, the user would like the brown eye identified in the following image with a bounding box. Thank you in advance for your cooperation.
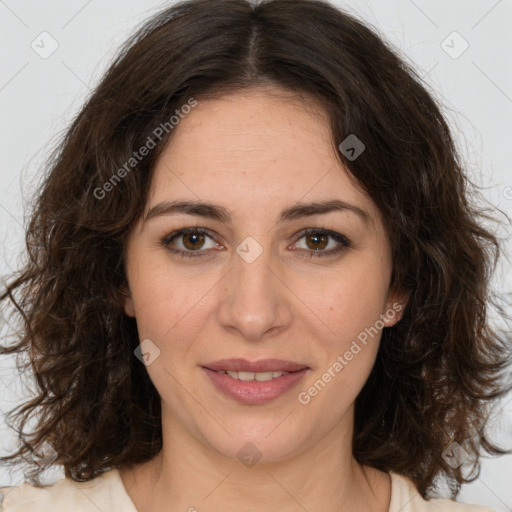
[305,233,329,250]
[163,228,219,257]
[293,229,351,258]
[182,232,205,250]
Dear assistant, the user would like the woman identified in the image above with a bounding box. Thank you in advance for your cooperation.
[0,0,510,510]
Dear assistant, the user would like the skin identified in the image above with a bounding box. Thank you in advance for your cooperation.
[119,86,407,512]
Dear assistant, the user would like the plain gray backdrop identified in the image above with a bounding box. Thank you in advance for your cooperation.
[0,1,511,510]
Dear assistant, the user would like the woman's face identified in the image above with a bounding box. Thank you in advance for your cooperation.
[122,88,405,464]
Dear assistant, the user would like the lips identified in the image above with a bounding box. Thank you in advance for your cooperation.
[202,366,309,404]
[201,358,310,404]
[202,358,308,373]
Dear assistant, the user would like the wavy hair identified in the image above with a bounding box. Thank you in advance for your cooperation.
[1,0,511,499]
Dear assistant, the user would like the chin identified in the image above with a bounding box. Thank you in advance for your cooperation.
[200,421,310,467]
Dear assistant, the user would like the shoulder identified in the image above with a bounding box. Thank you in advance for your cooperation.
[0,477,89,512]
[0,468,137,512]
[389,471,498,512]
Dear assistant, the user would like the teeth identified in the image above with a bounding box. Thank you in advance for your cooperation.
[217,370,290,381]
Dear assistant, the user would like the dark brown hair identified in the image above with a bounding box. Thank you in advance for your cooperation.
[1,0,511,499]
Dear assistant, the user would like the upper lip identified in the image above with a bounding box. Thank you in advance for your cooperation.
[203,358,308,372]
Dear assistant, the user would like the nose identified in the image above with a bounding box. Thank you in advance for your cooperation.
[216,240,292,342]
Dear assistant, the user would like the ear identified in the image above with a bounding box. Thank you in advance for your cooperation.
[382,287,409,328]
[119,284,136,318]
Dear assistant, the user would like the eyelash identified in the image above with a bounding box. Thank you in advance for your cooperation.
[162,227,351,259]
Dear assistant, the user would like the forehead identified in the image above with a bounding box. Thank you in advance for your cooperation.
[146,89,380,226]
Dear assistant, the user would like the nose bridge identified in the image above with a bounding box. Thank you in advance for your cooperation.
[234,238,272,293]
[216,235,291,340]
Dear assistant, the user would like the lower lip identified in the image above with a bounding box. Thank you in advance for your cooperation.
[202,367,309,405]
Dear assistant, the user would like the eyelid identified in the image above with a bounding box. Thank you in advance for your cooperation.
[291,228,351,258]
[162,227,350,258]
[162,227,221,257]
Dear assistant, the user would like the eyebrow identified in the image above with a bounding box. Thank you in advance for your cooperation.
[144,199,370,225]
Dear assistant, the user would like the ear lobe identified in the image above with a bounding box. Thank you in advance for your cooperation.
[383,288,409,327]
[119,285,136,317]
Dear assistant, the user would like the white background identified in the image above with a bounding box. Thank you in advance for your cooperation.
[0,0,511,510]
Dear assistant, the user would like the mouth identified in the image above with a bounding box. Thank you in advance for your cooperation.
[211,369,293,381]
[202,358,309,373]
[201,359,310,404]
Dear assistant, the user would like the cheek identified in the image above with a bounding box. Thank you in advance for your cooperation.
[312,345,378,416]
[128,266,213,399]
[297,273,386,415]
[295,255,390,343]
[296,322,382,421]
[127,257,215,347]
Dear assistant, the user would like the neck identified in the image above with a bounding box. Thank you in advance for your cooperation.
[119,410,391,512]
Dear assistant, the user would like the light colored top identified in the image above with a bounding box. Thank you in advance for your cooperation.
[0,469,498,511]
